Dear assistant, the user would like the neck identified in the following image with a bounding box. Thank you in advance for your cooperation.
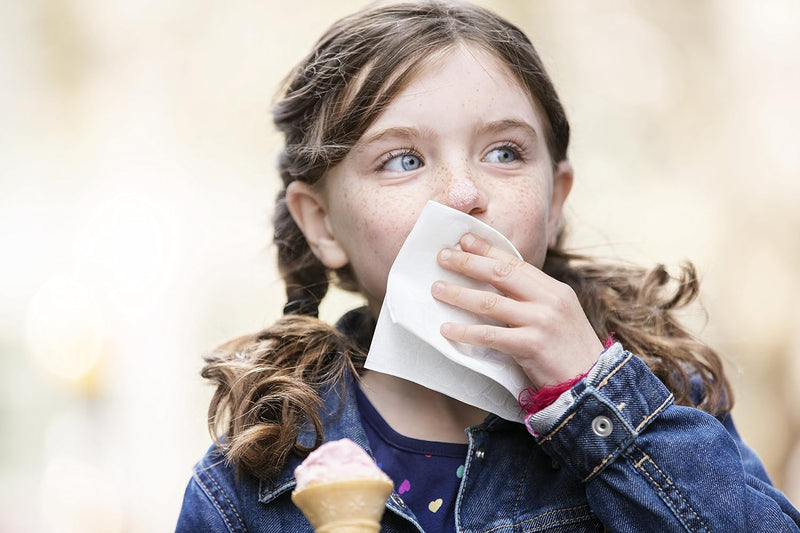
[359,370,488,444]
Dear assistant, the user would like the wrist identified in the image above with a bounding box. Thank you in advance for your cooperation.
[519,334,615,417]
[519,370,591,417]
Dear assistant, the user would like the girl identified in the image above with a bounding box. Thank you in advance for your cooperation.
[176,1,800,531]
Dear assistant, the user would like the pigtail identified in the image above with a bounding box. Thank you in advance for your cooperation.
[202,315,361,479]
[273,188,329,313]
[543,248,733,416]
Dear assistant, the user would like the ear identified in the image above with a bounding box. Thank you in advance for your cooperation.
[546,160,573,247]
[285,181,350,269]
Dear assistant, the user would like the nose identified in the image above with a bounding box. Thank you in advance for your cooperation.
[443,175,484,215]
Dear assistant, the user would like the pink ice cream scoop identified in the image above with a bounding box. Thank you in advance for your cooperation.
[292,439,394,532]
[294,438,392,490]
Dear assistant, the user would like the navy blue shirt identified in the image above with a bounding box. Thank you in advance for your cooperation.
[357,384,467,532]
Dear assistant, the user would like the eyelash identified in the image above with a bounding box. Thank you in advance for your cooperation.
[376,146,423,171]
[487,141,527,162]
[374,140,529,171]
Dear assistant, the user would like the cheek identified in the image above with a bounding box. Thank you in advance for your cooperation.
[343,188,424,272]
[358,191,415,240]
[360,212,407,257]
[490,184,552,265]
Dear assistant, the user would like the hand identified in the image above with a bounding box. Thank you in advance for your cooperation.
[431,233,603,389]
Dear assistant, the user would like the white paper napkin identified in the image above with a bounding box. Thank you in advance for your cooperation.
[364,201,533,422]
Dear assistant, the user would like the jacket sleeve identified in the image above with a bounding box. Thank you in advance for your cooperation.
[526,344,800,532]
[175,459,249,533]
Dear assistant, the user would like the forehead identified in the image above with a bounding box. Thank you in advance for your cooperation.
[405,43,529,97]
[364,43,543,131]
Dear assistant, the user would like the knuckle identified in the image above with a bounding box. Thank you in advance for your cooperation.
[478,325,497,345]
[552,283,577,311]
[492,257,523,281]
[480,292,499,312]
[457,252,472,270]
[538,310,558,332]
[525,327,546,353]
[446,284,462,300]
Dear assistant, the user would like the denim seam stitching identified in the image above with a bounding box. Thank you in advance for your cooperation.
[631,447,710,533]
[204,466,248,532]
[540,354,633,443]
[633,456,697,532]
[635,395,673,432]
[258,479,295,503]
[193,471,237,533]
[641,451,707,531]
[595,352,633,390]
[518,513,597,533]
[455,431,478,533]
[581,449,617,483]
[480,505,594,532]
[538,411,575,443]
[512,449,532,524]
[580,393,638,482]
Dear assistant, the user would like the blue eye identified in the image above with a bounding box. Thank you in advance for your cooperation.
[383,153,423,172]
[484,147,517,163]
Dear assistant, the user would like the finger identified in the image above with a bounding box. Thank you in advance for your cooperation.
[457,233,505,260]
[437,246,537,300]
[442,319,602,388]
[431,280,525,326]
[440,321,531,359]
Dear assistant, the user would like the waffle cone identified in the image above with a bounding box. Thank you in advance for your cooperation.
[291,478,394,533]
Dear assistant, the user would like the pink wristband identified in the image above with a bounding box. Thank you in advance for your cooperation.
[518,333,614,417]
[518,372,588,416]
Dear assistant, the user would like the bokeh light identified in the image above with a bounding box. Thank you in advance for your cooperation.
[25,276,106,385]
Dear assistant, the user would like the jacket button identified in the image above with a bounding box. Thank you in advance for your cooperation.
[591,415,613,437]
[390,493,406,509]
[475,448,486,460]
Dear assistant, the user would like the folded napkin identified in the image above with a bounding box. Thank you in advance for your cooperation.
[364,201,533,422]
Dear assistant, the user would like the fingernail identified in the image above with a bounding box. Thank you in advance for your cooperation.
[441,323,452,335]
[439,248,452,260]
[462,234,475,247]
[432,281,444,295]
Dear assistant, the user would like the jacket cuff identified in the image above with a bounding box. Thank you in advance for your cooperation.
[526,344,674,482]
[524,343,624,435]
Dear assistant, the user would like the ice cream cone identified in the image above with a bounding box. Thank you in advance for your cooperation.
[291,478,394,533]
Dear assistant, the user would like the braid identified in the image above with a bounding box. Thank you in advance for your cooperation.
[273,190,329,310]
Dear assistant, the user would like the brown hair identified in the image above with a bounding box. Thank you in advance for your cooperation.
[202,0,732,479]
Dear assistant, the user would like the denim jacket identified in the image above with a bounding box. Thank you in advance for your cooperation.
[177,343,800,532]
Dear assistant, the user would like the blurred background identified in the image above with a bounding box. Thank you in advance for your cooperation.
[1,0,798,530]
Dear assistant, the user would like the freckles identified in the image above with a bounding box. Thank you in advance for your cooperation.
[437,165,452,183]
[491,181,551,258]
[506,185,537,217]
[358,190,407,239]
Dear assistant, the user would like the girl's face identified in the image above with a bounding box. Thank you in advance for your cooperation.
[290,44,572,313]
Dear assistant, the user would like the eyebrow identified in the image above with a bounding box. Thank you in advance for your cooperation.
[356,119,538,148]
[476,119,539,141]
[356,126,428,148]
